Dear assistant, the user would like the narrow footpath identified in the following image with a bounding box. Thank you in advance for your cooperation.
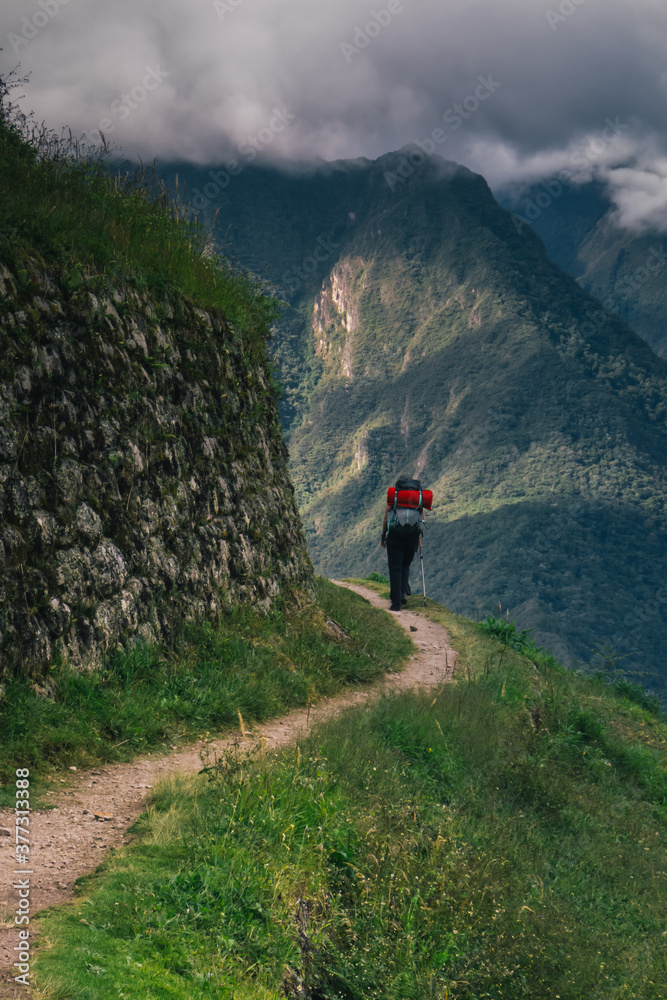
[0,583,456,995]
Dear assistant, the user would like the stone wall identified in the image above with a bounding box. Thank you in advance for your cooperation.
[0,255,313,675]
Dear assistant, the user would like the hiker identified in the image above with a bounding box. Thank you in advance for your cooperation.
[381,477,428,612]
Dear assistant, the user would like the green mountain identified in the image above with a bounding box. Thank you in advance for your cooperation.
[160,152,667,694]
[498,179,667,359]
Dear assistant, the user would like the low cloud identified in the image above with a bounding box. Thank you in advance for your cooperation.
[1,0,667,229]
[603,156,667,232]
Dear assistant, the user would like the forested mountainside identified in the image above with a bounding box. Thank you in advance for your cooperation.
[498,178,667,359]
[161,152,667,693]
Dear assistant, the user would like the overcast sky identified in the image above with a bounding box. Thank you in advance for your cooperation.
[2,0,667,229]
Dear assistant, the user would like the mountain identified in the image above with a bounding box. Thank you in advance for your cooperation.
[497,179,667,358]
[159,152,667,694]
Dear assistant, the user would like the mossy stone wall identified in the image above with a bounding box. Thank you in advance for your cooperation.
[0,256,313,675]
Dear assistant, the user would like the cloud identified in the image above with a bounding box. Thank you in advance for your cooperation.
[603,156,667,232]
[1,0,667,227]
[443,120,638,187]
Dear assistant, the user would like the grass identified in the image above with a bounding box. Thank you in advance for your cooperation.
[0,73,276,340]
[477,612,664,715]
[477,611,540,653]
[32,591,667,999]
[0,579,412,803]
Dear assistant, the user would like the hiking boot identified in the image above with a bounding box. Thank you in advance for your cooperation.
[401,593,408,604]
[389,603,402,612]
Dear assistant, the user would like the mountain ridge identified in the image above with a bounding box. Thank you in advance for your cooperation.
[497,176,667,358]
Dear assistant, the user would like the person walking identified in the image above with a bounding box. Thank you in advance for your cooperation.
[381,477,426,612]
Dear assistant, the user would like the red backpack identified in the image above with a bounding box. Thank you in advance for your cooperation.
[387,478,432,538]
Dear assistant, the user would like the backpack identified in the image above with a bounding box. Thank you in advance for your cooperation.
[386,478,433,540]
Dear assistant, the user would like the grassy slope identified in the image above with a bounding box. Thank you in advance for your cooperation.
[32,584,667,1000]
[0,104,276,342]
[0,580,411,804]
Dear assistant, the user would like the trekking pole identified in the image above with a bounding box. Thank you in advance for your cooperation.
[419,535,426,606]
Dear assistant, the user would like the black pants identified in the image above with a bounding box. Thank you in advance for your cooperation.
[386,530,418,607]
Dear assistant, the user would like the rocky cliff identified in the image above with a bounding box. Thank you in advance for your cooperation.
[0,255,312,676]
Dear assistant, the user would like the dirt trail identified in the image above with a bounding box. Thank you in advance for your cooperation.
[0,583,456,995]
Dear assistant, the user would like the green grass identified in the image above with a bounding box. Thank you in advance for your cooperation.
[477,611,539,652]
[32,595,667,999]
[0,579,412,801]
[476,612,664,715]
[0,77,276,340]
